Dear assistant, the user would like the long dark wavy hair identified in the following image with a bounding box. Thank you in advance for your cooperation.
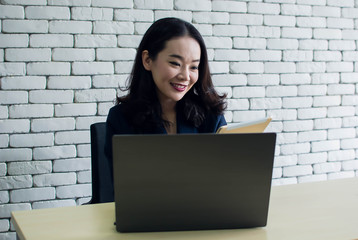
[117,17,226,132]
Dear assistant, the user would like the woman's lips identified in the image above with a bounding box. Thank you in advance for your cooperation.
[171,83,187,92]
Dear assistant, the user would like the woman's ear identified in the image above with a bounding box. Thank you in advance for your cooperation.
[142,50,152,71]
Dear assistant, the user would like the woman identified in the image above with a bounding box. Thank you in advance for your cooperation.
[103,17,227,201]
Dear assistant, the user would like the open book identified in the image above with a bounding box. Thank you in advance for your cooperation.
[217,117,272,134]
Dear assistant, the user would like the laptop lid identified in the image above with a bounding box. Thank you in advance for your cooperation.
[112,133,276,232]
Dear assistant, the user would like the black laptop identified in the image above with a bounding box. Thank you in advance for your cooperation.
[112,133,276,233]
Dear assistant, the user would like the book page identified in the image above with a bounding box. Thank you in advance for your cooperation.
[217,117,272,134]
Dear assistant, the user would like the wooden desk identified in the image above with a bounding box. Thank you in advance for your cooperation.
[11,177,358,240]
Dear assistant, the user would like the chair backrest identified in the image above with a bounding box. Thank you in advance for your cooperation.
[89,122,114,203]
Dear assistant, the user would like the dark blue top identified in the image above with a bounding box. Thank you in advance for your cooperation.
[103,103,227,202]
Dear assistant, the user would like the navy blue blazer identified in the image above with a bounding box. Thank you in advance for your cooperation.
[102,103,227,202]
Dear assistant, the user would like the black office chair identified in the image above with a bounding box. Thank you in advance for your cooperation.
[88,122,114,204]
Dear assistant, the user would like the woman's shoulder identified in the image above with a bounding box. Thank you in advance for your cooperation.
[107,103,134,134]
[198,111,226,133]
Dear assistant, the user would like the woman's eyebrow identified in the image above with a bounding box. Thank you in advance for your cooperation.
[169,54,200,62]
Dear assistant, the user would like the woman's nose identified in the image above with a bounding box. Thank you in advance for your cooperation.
[179,67,190,81]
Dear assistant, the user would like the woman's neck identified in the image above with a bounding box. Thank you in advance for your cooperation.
[160,99,177,134]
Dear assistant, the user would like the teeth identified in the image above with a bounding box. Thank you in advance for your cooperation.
[172,83,185,89]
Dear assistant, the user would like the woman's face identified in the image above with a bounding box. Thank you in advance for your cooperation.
[142,36,201,105]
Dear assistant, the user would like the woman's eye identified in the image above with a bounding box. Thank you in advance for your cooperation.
[191,66,199,70]
[170,61,180,67]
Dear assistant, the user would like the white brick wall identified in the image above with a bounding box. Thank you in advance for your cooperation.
[0,0,358,238]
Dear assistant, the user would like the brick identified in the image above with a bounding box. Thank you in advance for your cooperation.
[27,62,70,76]
[231,14,263,25]
[175,0,211,11]
[71,7,112,20]
[52,48,95,62]
[94,21,134,34]
[209,62,229,74]
[213,1,246,12]
[114,61,133,74]
[230,62,264,74]
[314,51,342,61]
[250,50,281,61]
[33,145,76,160]
[1,0,46,5]
[250,98,282,109]
[266,86,297,97]
[2,20,47,33]
[134,0,173,10]
[298,85,327,96]
[0,106,8,119]
[283,165,312,177]
[247,74,279,86]
[298,107,327,119]
[0,219,9,232]
[283,120,313,132]
[56,184,91,198]
[298,152,327,165]
[77,170,91,183]
[47,0,91,6]
[267,39,298,50]
[226,99,249,111]
[91,0,132,8]
[154,11,192,23]
[0,5,24,19]
[0,91,28,105]
[234,37,266,49]
[31,118,75,132]
[274,155,297,167]
[75,89,116,104]
[75,35,117,48]
[298,174,328,184]
[25,6,70,19]
[213,25,247,37]
[281,4,312,16]
[264,62,296,73]
[298,130,327,143]
[55,103,97,117]
[0,175,32,190]
[328,128,356,140]
[313,96,341,107]
[0,203,31,218]
[72,62,114,75]
[29,90,73,104]
[283,50,313,62]
[194,12,229,25]
[55,130,89,145]
[297,17,326,28]
[10,133,53,147]
[314,162,341,174]
[247,2,280,14]
[281,73,311,85]
[312,140,340,152]
[48,76,91,89]
[75,116,106,130]
[232,110,266,122]
[114,9,153,22]
[264,15,295,27]
[9,104,54,118]
[281,142,311,155]
[272,177,297,186]
[342,160,358,171]
[282,27,312,39]
[347,30,358,40]
[329,150,356,162]
[0,34,28,48]
[343,51,358,61]
[10,187,55,203]
[266,0,295,3]
[8,161,52,175]
[32,199,76,209]
[1,76,46,90]
[343,116,358,127]
[0,119,29,134]
[342,8,358,18]
[299,39,328,50]
[327,18,354,29]
[312,6,341,17]
[296,62,326,73]
[0,135,9,147]
[232,86,265,98]
[328,0,355,7]
[0,191,9,203]
[33,173,76,187]
[96,48,136,61]
[315,118,342,129]
[326,62,354,72]
[327,84,355,95]
[0,63,26,76]
[118,35,143,48]
[77,144,90,157]
[249,26,280,38]
[314,29,342,40]
[49,21,92,34]
[311,73,339,84]
[342,96,358,105]
[283,97,312,108]
[92,74,127,88]
[30,34,73,48]
[341,138,358,149]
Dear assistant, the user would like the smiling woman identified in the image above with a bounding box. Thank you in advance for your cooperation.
[103,17,227,201]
